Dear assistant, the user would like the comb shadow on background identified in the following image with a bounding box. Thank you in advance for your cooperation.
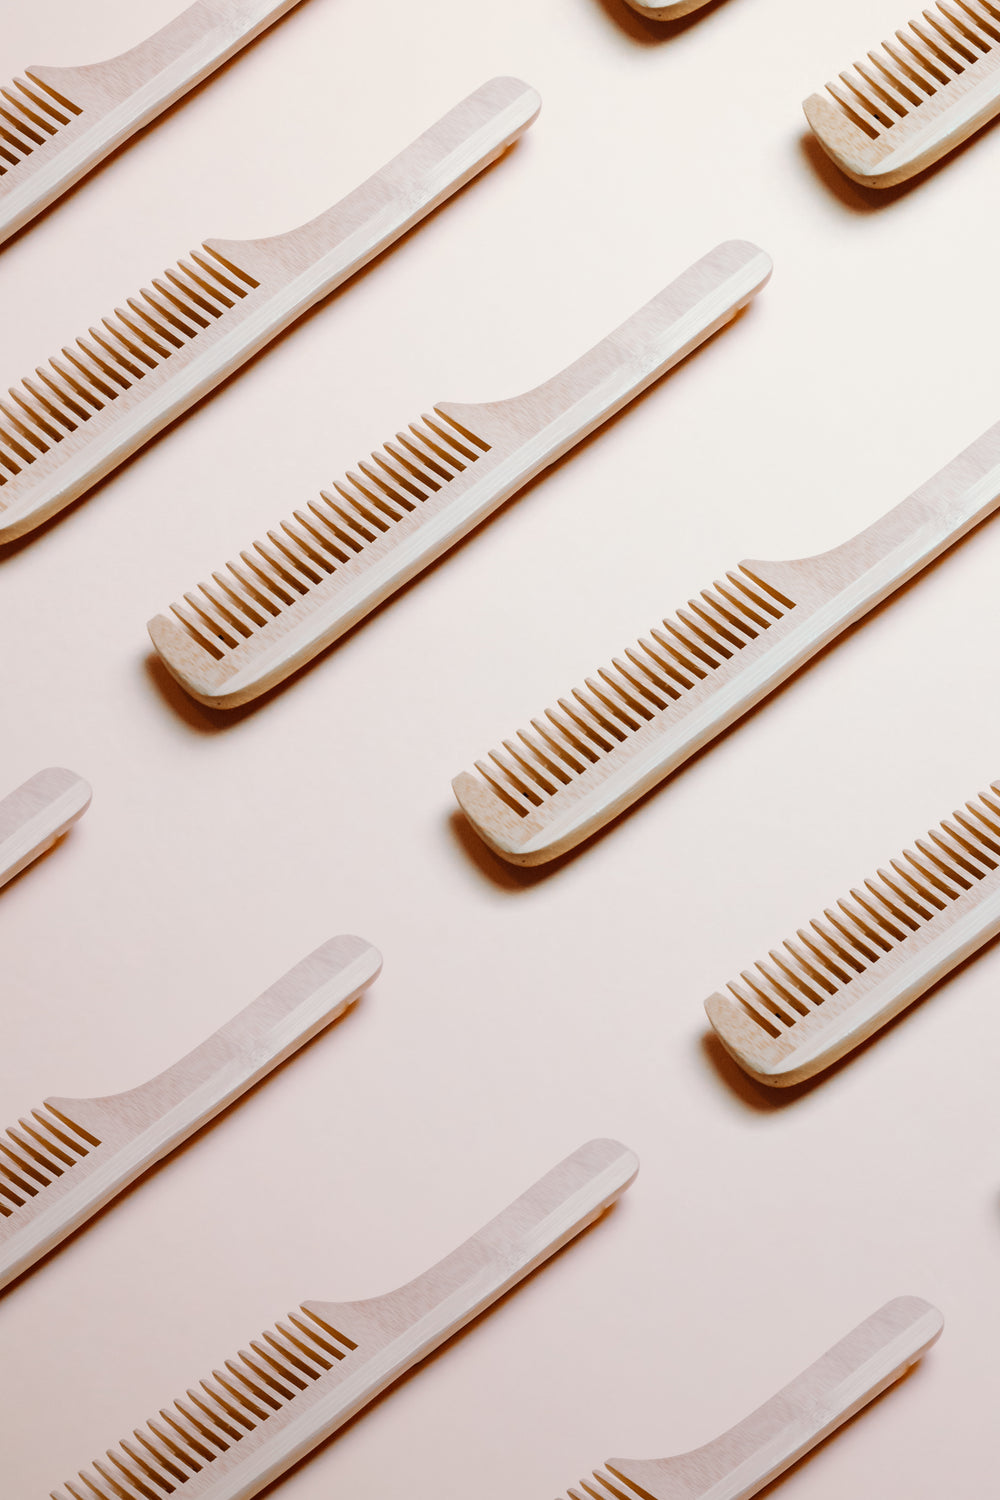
[450,503,1000,890]
[0,132,532,570]
[799,111,1000,210]
[144,283,767,729]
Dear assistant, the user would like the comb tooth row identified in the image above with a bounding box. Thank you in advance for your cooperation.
[471,566,796,819]
[729,781,1000,1040]
[0,247,259,498]
[0,1104,98,1217]
[564,1471,634,1500]
[167,409,490,662]
[0,73,81,175]
[825,0,1000,140]
[52,1306,358,1499]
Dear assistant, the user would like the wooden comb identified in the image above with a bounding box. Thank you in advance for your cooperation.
[453,416,1000,865]
[147,239,772,708]
[0,935,380,1292]
[50,1138,638,1500]
[556,1296,942,1500]
[706,778,1000,1085]
[0,76,539,542]
[0,1,306,246]
[0,766,90,888]
[623,1,716,17]
[804,1,1000,186]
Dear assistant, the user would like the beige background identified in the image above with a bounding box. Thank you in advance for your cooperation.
[1,0,998,1493]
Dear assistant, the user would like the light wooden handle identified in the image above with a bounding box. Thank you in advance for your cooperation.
[0,767,91,889]
[611,1297,943,1500]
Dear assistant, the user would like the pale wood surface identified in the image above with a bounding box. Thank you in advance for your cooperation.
[705,778,1000,1084]
[803,1,1000,186]
[623,0,717,16]
[0,766,91,888]
[561,1297,943,1500]
[0,1,306,246]
[147,240,770,706]
[453,417,1000,865]
[0,935,381,1292]
[3,1,1000,1496]
[0,75,539,540]
[51,1139,637,1500]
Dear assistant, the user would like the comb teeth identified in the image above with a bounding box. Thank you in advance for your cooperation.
[53,1306,358,1499]
[0,1104,98,1216]
[726,781,1000,1040]
[824,0,1000,140]
[469,565,796,820]
[563,1472,638,1500]
[0,245,258,502]
[0,72,81,175]
[165,408,490,662]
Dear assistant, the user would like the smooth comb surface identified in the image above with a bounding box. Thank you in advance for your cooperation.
[51,1139,638,1500]
[0,766,90,887]
[454,415,1000,865]
[557,1297,942,1500]
[147,239,772,707]
[0,1,305,245]
[623,0,717,15]
[0,935,381,1291]
[706,779,1000,1084]
[804,1,1000,186]
[0,76,540,542]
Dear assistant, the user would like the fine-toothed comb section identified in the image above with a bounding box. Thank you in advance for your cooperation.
[156,406,490,693]
[0,1103,98,1217]
[0,245,257,500]
[455,564,797,864]
[707,779,1000,1084]
[0,73,81,175]
[805,0,1000,184]
[52,1305,358,1499]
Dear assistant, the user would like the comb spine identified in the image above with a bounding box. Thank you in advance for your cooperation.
[0,767,91,888]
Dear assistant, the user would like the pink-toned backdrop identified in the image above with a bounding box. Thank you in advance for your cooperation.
[1,0,997,1493]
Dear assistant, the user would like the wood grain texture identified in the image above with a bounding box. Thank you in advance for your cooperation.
[0,935,381,1292]
[705,779,1000,1085]
[0,76,540,541]
[0,1,306,246]
[454,416,1000,865]
[803,0,1000,187]
[51,1139,638,1500]
[147,239,772,707]
[558,1297,942,1499]
[0,766,91,888]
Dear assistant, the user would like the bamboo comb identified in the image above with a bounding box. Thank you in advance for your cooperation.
[0,935,380,1292]
[804,2,1000,187]
[705,778,1000,1085]
[623,1,716,17]
[0,766,90,888]
[453,415,1000,866]
[0,1,306,246]
[51,1138,638,1500]
[0,76,539,542]
[147,239,772,708]
[556,1296,943,1500]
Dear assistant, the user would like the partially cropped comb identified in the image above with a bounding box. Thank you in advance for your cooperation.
[0,0,305,245]
[147,240,772,707]
[706,778,1000,1085]
[804,2,1000,186]
[0,766,90,887]
[454,415,1000,865]
[52,1138,637,1500]
[556,1297,942,1500]
[0,76,539,541]
[0,935,380,1291]
[623,0,716,16]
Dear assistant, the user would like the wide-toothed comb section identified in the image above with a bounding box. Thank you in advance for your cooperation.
[726,780,1000,1041]
[0,245,258,502]
[823,0,1000,140]
[561,1471,640,1500]
[469,565,796,819]
[165,408,490,662]
[0,1104,99,1218]
[0,72,81,175]
[53,1306,359,1498]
